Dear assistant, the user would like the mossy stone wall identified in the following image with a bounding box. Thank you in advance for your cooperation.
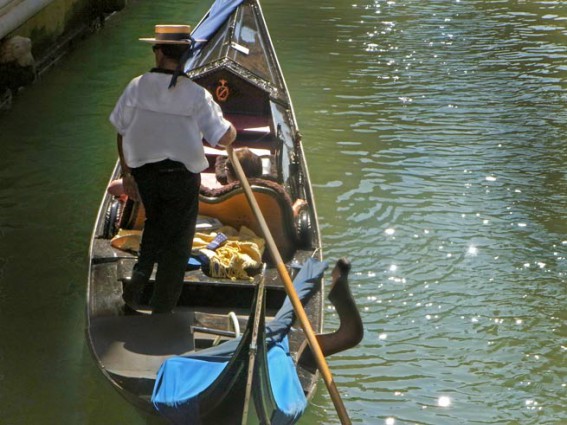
[6,0,126,58]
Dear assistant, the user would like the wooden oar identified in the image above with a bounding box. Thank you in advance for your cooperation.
[241,265,266,425]
[227,147,352,425]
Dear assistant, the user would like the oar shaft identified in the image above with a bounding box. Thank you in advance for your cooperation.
[241,271,266,425]
[228,148,351,425]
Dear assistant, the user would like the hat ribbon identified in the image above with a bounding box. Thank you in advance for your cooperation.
[169,37,196,89]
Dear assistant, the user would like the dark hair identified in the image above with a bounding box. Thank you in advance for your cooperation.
[154,44,189,61]
[226,148,263,182]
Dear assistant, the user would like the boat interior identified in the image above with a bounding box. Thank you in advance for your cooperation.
[106,53,314,269]
[88,3,322,404]
[88,89,319,403]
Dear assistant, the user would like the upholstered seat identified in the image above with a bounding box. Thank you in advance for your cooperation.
[116,179,298,264]
[118,199,145,230]
[199,179,297,263]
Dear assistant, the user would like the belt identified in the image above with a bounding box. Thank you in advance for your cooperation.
[134,159,191,174]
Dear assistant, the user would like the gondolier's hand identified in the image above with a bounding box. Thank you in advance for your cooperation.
[122,173,140,202]
[116,134,140,201]
[218,123,236,149]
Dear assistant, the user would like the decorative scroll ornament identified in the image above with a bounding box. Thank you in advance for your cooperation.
[215,79,230,102]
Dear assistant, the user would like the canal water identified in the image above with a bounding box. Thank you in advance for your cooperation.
[0,0,565,424]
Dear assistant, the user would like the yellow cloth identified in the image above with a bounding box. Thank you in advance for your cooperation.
[110,229,142,252]
[110,225,265,280]
[193,226,265,280]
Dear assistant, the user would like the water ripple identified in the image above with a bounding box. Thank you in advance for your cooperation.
[314,1,567,423]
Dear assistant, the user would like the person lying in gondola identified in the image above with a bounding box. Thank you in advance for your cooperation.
[225,148,308,217]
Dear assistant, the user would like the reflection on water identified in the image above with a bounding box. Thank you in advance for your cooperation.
[299,0,566,424]
[0,0,565,424]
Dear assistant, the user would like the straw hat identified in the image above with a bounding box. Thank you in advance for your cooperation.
[139,25,192,44]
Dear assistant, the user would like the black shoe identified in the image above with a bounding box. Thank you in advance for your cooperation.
[122,271,147,307]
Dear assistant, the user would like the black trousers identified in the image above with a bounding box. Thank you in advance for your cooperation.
[131,159,200,313]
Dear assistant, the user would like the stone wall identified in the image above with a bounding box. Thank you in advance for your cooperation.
[0,0,126,109]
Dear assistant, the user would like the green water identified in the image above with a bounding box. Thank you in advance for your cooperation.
[0,0,565,424]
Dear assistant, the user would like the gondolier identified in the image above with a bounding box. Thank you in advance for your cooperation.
[109,24,236,314]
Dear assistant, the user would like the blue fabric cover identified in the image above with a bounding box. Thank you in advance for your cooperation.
[152,358,228,424]
[265,258,327,345]
[267,337,308,425]
[185,0,245,72]
[152,258,328,424]
[192,0,244,43]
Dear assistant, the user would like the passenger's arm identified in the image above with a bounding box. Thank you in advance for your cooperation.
[116,134,139,201]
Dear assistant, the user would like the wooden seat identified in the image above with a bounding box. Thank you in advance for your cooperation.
[199,179,297,263]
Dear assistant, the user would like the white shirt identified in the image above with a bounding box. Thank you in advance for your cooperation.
[109,71,230,173]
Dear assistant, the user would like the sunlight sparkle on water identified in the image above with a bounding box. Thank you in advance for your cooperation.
[467,245,478,256]
[525,399,542,411]
[385,228,395,235]
[385,418,395,425]
[438,396,452,407]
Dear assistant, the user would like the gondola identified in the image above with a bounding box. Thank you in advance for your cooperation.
[87,1,362,424]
